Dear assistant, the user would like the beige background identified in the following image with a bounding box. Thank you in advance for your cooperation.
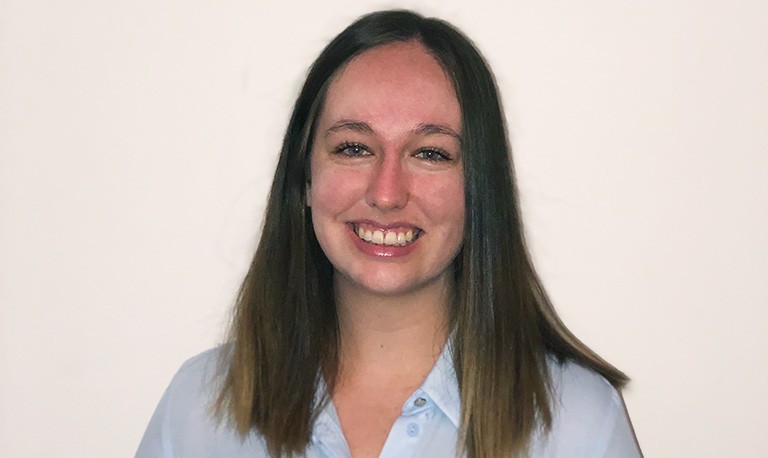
[2,0,767,456]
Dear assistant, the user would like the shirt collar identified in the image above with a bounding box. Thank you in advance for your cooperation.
[418,338,461,427]
[313,338,462,432]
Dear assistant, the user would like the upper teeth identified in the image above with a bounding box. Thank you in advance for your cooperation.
[356,226,415,246]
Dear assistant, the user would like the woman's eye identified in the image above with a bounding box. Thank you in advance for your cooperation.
[334,142,370,157]
[414,148,450,162]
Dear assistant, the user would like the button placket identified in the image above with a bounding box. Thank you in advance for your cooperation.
[379,395,434,458]
[401,394,430,439]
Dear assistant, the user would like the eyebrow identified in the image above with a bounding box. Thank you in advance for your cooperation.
[326,120,374,136]
[413,123,462,142]
[325,119,462,143]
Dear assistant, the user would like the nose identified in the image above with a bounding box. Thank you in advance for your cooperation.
[365,153,409,211]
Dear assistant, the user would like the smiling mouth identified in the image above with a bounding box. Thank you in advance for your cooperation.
[351,223,423,247]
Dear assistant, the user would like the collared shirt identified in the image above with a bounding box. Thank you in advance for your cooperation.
[136,345,641,457]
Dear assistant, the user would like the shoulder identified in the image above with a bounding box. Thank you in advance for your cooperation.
[165,347,225,403]
[548,358,621,418]
[529,359,641,458]
[136,346,268,458]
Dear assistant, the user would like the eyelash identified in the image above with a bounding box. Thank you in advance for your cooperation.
[334,142,371,157]
[414,148,452,162]
[333,142,453,162]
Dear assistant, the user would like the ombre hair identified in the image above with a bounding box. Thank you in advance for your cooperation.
[216,9,627,457]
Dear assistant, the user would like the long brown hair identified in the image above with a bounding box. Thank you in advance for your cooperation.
[216,10,628,457]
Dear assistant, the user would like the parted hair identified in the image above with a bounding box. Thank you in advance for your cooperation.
[216,9,627,458]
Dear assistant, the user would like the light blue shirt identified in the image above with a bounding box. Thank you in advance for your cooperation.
[136,344,641,457]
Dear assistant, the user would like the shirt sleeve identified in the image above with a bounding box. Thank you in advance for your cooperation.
[600,394,642,458]
[133,348,263,458]
[537,361,643,458]
[134,349,220,458]
[135,373,175,458]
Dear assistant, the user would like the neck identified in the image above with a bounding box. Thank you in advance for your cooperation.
[333,276,451,386]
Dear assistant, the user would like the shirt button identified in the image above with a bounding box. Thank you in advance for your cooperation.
[406,422,420,437]
[414,397,427,407]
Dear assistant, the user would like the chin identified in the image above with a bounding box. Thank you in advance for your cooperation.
[340,268,449,298]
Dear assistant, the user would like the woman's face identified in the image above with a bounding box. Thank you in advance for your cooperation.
[308,41,465,297]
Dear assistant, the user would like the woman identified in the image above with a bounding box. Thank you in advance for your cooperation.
[137,10,641,458]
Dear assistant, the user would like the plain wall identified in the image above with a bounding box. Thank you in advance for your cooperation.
[1,0,767,456]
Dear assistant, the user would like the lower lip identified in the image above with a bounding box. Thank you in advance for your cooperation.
[348,225,419,258]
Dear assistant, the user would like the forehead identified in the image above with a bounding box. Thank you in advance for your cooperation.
[319,41,461,133]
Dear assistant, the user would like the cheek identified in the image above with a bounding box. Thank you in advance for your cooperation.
[309,166,366,214]
[421,174,466,226]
